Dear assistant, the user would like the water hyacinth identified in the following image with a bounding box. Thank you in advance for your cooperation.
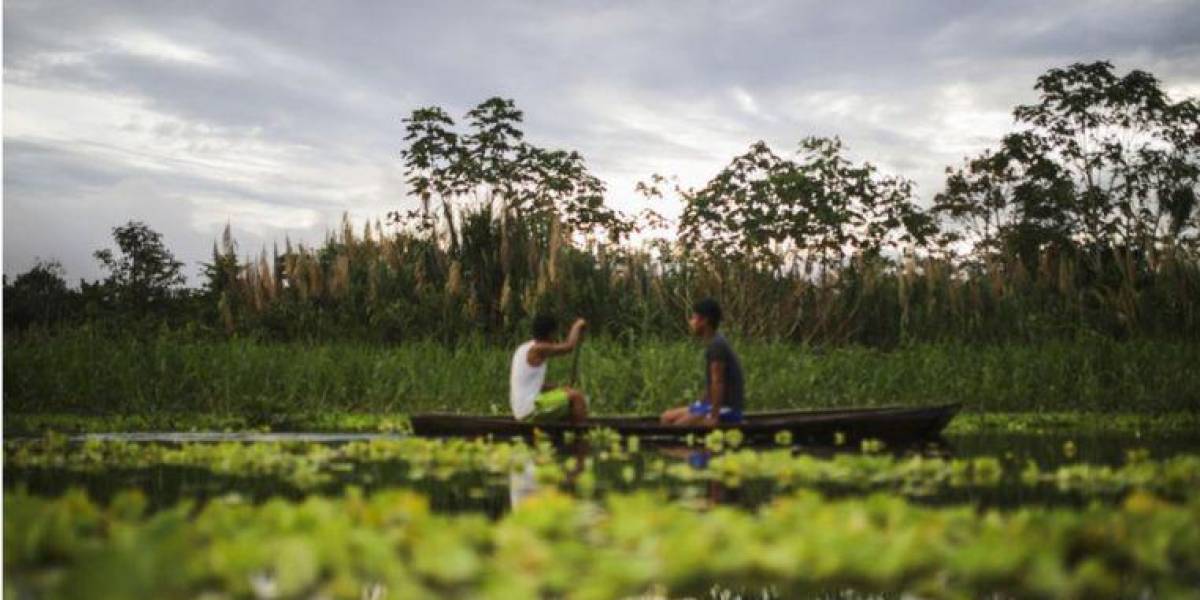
[5,486,1200,599]
[7,437,1200,501]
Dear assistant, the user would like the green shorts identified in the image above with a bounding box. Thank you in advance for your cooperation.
[529,388,572,422]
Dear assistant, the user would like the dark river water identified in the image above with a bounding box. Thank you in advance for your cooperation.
[6,430,1199,517]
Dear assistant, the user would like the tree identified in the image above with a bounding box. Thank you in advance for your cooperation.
[398,106,463,232]
[934,132,1076,263]
[936,62,1200,260]
[3,260,75,329]
[1014,62,1199,248]
[94,221,185,313]
[678,137,935,272]
[391,97,633,244]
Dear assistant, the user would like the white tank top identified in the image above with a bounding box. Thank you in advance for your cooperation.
[510,340,546,419]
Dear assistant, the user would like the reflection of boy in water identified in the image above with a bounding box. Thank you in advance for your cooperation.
[509,444,589,510]
[508,460,538,508]
[509,315,589,424]
[660,298,745,426]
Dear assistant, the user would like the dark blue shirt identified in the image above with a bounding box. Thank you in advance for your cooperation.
[703,334,744,412]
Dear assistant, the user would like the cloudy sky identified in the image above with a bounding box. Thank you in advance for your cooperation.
[5,1,1199,284]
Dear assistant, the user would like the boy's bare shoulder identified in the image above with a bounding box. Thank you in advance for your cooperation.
[526,341,549,364]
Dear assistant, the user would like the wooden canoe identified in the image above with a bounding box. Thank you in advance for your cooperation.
[410,402,962,445]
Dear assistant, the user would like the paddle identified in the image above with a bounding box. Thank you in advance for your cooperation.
[568,326,585,387]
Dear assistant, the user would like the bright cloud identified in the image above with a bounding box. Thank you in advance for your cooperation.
[113,31,221,67]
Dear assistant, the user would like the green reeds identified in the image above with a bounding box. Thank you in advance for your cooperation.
[200,207,1199,347]
[5,328,1197,417]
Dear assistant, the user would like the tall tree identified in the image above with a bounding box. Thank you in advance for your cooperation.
[94,221,185,313]
[936,61,1200,259]
[392,98,632,243]
[679,137,934,272]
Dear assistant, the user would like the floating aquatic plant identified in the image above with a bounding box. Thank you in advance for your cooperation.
[5,486,1200,599]
[7,436,1200,501]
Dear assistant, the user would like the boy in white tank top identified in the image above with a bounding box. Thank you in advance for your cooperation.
[510,314,589,423]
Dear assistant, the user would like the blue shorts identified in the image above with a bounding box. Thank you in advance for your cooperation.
[688,400,743,423]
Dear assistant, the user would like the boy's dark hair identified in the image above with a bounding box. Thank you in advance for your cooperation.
[532,314,558,341]
[692,298,722,329]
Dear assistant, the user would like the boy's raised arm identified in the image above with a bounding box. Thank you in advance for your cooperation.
[529,318,587,362]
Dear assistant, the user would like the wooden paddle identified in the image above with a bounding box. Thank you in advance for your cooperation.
[568,327,585,387]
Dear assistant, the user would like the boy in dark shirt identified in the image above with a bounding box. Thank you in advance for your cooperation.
[660,298,745,426]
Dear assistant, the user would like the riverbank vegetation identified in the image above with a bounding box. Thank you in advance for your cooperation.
[6,331,1198,419]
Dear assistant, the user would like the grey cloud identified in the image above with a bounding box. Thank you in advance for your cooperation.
[5,0,1199,283]
[3,137,392,283]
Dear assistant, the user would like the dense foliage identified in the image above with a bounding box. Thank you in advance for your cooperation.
[6,331,1198,417]
[6,477,1200,598]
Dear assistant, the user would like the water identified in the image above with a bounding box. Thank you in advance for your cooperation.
[6,430,1199,516]
[66,431,407,443]
[946,431,1200,465]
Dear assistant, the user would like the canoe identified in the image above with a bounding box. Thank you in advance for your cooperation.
[410,402,962,445]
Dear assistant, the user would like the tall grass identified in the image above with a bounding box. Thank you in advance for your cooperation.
[204,209,1200,347]
[6,327,1197,416]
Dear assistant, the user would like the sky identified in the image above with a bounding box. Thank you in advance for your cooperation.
[4,0,1199,285]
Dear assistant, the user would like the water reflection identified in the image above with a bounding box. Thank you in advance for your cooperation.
[509,459,537,508]
[6,429,1199,517]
